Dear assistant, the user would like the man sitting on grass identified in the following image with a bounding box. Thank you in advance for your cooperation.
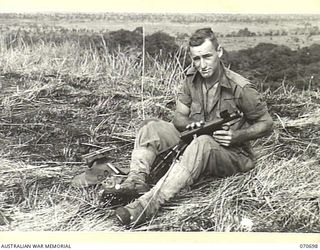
[104,28,273,227]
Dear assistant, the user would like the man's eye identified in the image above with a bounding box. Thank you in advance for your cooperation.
[193,57,200,62]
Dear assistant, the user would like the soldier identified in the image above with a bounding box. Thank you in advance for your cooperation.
[106,28,273,226]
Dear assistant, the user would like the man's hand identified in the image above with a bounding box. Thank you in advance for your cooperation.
[213,112,273,147]
[186,120,205,130]
[212,129,239,147]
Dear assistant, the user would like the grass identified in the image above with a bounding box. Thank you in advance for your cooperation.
[0,33,319,232]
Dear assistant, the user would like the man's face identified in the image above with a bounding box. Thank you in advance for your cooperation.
[189,39,220,79]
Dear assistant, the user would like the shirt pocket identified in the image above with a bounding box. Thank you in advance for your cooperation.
[219,97,238,114]
[219,98,242,129]
[189,102,202,121]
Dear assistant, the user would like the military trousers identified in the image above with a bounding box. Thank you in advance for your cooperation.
[133,119,255,179]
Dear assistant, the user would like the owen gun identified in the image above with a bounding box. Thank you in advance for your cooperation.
[150,110,242,181]
[180,110,242,143]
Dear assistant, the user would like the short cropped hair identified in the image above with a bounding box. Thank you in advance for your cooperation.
[189,28,219,49]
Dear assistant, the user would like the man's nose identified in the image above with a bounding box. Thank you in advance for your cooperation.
[200,58,206,68]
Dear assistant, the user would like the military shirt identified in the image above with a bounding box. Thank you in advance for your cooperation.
[178,63,269,158]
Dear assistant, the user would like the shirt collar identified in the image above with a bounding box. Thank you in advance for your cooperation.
[192,62,232,89]
[219,63,232,89]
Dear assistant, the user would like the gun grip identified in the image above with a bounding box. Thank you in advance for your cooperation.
[220,110,230,119]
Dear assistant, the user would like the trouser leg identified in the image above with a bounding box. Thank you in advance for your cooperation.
[110,119,180,195]
[179,135,255,178]
[117,135,255,225]
[128,119,180,178]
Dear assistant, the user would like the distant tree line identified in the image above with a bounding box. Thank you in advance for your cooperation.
[223,26,320,37]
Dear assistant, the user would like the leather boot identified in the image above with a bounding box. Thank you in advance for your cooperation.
[115,160,197,226]
[115,199,146,226]
[102,148,156,198]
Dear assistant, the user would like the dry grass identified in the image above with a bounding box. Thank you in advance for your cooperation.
[148,151,320,232]
[0,36,319,232]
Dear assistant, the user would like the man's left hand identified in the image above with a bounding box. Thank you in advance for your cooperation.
[212,130,239,147]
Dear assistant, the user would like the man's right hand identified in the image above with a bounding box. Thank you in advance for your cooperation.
[186,120,205,130]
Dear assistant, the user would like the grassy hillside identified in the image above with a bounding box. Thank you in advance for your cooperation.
[0,22,319,232]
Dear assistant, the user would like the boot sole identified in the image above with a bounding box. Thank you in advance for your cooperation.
[115,207,132,226]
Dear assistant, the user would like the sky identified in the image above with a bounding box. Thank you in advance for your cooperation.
[0,0,320,14]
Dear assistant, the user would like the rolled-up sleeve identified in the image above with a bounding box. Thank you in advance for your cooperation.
[178,81,192,107]
[238,85,268,121]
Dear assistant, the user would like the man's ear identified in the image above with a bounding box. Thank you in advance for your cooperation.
[189,55,195,67]
[190,58,194,68]
[217,45,223,58]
